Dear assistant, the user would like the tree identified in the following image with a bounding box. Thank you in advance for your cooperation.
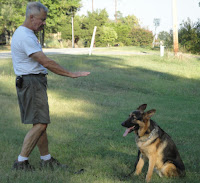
[178,18,200,53]
[158,31,173,48]
[41,0,81,34]
[0,0,27,44]
[0,0,27,32]
[120,15,140,28]
[60,15,83,44]
[112,14,140,46]
[112,22,131,45]
[80,9,109,46]
[0,0,82,34]
[96,26,117,47]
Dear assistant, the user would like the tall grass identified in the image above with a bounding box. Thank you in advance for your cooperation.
[0,51,200,183]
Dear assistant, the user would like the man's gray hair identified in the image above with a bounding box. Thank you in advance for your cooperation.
[26,2,48,17]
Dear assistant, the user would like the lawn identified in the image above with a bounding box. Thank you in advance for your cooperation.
[0,50,200,183]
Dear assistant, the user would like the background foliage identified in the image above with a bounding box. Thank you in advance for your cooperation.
[0,0,153,47]
[0,0,200,53]
[158,18,200,54]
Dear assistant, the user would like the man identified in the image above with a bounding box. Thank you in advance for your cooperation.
[11,2,90,171]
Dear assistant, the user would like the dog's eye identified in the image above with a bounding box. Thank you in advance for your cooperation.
[132,117,137,121]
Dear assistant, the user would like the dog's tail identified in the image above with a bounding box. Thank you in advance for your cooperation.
[172,159,186,177]
[176,167,186,177]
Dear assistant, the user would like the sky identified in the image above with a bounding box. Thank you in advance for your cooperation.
[78,0,200,33]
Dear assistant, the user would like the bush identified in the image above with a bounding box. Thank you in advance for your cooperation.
[96,26,117,47]
[45,38,61,48]
[158,30,173,48]
[129,28,153,47]
[112,22,132,46]
[76,39,84,48]
[45,38,73,48]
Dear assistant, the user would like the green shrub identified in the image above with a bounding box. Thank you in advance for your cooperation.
[129,28,153,46]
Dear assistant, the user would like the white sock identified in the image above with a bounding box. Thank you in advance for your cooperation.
[40,154,51,161]
[18,155,28,162]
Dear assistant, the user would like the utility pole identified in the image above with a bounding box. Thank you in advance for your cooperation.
[115,0,117,23]
[172,0,179,55]
[92,0,94,12]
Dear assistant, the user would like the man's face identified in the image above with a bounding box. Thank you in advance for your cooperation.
[31,9,47,32]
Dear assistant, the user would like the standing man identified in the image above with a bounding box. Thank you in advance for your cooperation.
[11,2,90,171]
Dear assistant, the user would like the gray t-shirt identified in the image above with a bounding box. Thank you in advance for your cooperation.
[11,26,47,76]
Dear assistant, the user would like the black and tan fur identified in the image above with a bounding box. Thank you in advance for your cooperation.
[121,104,185,182]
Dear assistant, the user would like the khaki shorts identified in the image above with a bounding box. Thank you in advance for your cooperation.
[16,74,50,124]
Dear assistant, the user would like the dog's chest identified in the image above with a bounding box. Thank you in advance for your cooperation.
[136,138,156,154]
[135,128,159,147]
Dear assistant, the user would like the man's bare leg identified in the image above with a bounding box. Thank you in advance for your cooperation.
[20,123,47,157]
[37,130,49,156]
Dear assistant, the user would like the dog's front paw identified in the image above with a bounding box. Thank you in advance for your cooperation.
[134,171,141,176]
[145,175,152,182]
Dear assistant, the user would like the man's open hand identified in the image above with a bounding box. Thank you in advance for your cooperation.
[71,72,90,78]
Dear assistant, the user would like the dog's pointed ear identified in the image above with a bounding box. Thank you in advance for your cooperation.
[137,104,147,112]
[144,109,156,119]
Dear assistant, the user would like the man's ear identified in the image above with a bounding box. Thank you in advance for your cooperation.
[29,14,34,21]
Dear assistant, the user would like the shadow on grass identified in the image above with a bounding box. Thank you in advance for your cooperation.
[0,54,200,182]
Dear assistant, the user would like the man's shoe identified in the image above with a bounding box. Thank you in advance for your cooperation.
[40,157,68,170]
[12,160,35,171]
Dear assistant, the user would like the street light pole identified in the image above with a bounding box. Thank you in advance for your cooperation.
[72,15,75,48]
[172,0,179,55]
[66,6,76,48]
[152,18,160,48]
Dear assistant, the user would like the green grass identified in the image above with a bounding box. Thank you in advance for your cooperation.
[0,50,200,183]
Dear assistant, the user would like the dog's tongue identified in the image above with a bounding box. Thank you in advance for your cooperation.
[123,127,134,137]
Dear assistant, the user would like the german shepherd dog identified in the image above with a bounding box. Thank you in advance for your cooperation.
[121,104,185,182]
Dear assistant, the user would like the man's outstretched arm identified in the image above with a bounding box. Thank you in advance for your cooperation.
[30,51,90,78]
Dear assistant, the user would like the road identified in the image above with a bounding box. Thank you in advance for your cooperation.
[0,48,91,59]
